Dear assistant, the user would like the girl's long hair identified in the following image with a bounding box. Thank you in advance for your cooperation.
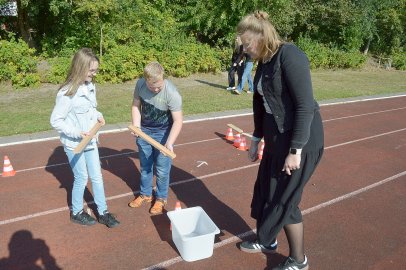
[234,35,242,52]
[237,10,283,61]
[59,48,99,96]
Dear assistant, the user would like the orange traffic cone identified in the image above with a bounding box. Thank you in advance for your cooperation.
[238,136,248,151]
[233,133,241,148]
[225,128,234,141]
[170,201,182,230]
[258,142,265,160]
[2,156,16,177]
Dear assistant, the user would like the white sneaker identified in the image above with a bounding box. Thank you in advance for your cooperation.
[226,86,236,91]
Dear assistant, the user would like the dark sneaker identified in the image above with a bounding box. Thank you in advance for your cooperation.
[239,239,278,253]
[272,255,309,270]
[98,211,120,228]
[70,210,96,226]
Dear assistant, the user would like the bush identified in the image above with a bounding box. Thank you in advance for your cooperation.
[296,36,367,69]
[392,52,406,70]
[0,35,41,88]
[43,40,222,85]
[328,49,367,69]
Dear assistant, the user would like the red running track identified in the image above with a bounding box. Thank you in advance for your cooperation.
[0,96,405,270]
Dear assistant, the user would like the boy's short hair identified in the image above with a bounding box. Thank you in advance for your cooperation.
[144,61,165,81]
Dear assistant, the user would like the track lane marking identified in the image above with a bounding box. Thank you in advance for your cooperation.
[4,127,406,175]
[1,126,405,225]
[142,170,406,270]
[1,95,405,147]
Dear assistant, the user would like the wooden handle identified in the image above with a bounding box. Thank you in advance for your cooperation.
[73,121,103,154]
[227,123,264,142]
[128,125,176,159]
[227,123,244,134]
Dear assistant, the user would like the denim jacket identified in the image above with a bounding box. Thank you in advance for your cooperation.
[252,43,319,149]
[50,83,102,150]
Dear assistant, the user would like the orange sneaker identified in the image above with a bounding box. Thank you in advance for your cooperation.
[149,198,167,215]
[128,194,153,208]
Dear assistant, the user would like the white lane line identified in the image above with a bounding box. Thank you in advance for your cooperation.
[142,170,406,270]
[1,94,405,147]
[1,123,405,224]
[8,138,221,173]
[324,128,406,150]
[0,164,259,226]
[323,107,406,122]
[6,127,406,175]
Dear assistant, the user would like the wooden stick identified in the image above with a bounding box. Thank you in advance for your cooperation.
[73,121,103,154]
[128,125,176,159]
[227,123,264,142]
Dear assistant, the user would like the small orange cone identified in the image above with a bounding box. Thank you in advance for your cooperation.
[233,133,241,148]
[2,156,16,177]
[225,128,234,141]
[238,136,248,151]
[258,142,265,160]
[170,201,182,230]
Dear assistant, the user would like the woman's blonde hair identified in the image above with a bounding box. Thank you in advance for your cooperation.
[237,10,283,61]
[59,48,99,96]
[144,61,165,81]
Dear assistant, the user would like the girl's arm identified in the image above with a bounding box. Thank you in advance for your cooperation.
[50,95,82,139]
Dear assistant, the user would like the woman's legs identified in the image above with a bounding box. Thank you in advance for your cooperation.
[284,222,305,263]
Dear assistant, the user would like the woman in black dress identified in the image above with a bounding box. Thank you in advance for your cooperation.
[237,11,324,270]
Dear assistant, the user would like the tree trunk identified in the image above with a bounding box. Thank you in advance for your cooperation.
[363,38,371,55]
[16,0,36,49]
[100,23,103,57]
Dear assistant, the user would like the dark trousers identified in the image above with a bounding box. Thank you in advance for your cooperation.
[228,64,244,87]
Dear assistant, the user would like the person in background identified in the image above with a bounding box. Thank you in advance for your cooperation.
[50,48,120,228]
[226,35,245,91]
[237,11,324,270]
[235,52,254,94]
[128,61,183,215]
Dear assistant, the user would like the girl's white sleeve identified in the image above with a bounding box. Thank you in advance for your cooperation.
[50,95,82,139]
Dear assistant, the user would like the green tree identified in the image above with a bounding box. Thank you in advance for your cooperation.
[168,0,297,46]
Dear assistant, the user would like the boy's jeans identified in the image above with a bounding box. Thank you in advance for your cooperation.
[136,128,172,200]
[64,146,107,215]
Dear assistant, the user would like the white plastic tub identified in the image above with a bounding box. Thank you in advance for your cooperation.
[167,206,220,262]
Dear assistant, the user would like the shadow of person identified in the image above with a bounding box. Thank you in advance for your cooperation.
[98,147,140,194]
[45,146,101,214]
[0,230,62,270]
[150,164,254,253]
[264,253,287,270]
[195,79,226,90]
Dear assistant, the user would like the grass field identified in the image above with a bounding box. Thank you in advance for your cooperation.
[0,69,405,137]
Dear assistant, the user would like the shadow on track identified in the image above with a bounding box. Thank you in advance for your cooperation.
[0,230,62,270]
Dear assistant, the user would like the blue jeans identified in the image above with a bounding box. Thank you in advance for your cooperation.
[64,146,107,215]
[237,61,254,93]
[136,128,172,200]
